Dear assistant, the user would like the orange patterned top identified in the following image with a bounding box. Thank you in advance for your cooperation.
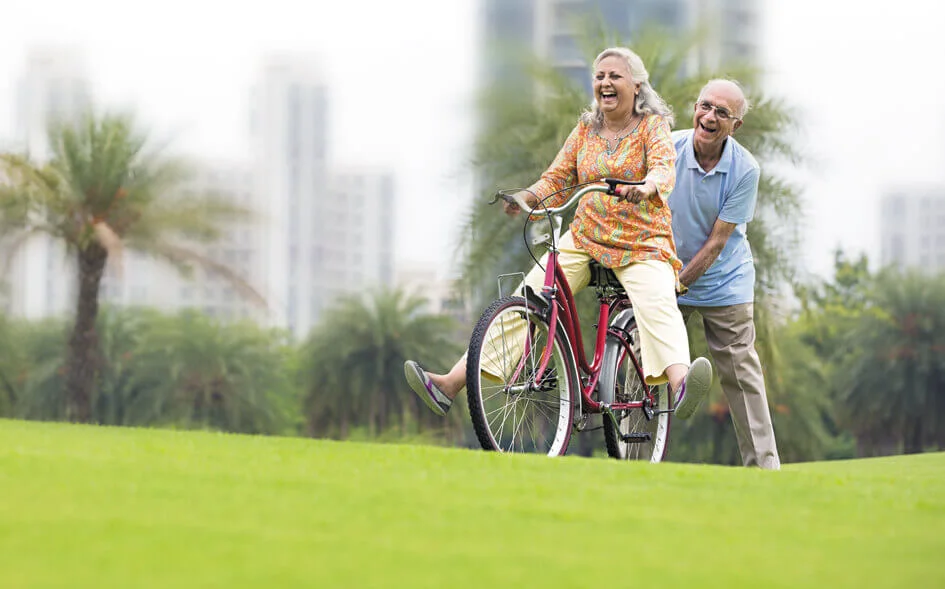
[527,114,680,272]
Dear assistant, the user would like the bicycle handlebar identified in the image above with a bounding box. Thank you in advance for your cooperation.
[490,178,645,218]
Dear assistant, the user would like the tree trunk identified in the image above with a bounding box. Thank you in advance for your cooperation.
[340,409,349,439]
[65,244,108,423]
[904,418,924,454]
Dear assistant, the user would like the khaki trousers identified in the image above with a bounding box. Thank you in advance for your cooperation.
[680,303,781,470]
[472,231,690,386]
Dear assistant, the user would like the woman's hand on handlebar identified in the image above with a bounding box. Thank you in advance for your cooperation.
[503,191,537,216]
[615,180,657,204]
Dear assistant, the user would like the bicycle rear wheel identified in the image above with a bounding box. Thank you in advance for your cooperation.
[602,319,671,462]
[466,295,576,456]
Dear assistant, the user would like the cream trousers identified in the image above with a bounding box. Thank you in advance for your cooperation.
[471,231,691,385]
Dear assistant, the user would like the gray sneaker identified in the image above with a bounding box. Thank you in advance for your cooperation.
[404,360,453,417]
[674,357,712,419]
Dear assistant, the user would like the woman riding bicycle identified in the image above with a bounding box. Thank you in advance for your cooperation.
[405,47,712,420]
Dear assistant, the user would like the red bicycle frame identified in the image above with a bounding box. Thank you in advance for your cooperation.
[529,247,652,413]
[492,178,655,416]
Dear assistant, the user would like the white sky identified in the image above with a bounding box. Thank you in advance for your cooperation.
[763,0,945,279]
[1,0,944,281]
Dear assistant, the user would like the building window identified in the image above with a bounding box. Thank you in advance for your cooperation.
[288,84,301,159]
[312,87,327,159]
[887,196,906,217]
[550,34,582,63]
[890,234,904,262]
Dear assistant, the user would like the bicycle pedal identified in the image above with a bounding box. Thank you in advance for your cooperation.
[620,432,652,443]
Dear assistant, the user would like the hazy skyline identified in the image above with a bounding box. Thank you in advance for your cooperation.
[0,0,480,284]
[1,0,944,282]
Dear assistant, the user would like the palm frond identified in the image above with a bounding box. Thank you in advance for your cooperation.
[144,242,266,308]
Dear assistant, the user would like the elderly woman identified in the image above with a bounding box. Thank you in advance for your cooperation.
[406,47,711,419]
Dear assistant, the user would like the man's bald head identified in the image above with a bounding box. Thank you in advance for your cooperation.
[698,79,750,119]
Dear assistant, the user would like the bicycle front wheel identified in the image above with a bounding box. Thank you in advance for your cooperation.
[466,295,576,456]
[602,319,671,462]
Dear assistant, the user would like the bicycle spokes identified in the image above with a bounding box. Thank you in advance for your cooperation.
[602,321,671,462]
[467,297,574,456]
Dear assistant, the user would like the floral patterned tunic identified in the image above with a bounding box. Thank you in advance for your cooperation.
[527,114,680,273]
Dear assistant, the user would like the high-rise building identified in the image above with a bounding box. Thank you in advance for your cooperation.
[3,47,91,319]
[250,55,329,338]
[480,0,762,93]
[250,56,396,339]
[396,261,469,328]
[880,188,945,272]
[184,162,268,323]
[318,168,396,319]
[15,47,92,160]
[98,160,268,323]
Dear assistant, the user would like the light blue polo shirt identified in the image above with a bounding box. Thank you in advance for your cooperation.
[668,129,760,307]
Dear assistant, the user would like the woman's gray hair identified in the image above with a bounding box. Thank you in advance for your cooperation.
[580,47,675,129]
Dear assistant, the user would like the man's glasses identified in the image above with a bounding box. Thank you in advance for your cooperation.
[694,100,740,121]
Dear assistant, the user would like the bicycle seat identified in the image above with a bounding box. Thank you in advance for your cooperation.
[588,260,625,295]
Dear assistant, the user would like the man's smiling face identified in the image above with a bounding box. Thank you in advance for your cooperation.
[692,81,744,156]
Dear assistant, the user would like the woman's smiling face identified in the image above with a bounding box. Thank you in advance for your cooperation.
[594,55,638,119]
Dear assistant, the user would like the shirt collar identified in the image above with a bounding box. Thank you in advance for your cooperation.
[686,131,735,174]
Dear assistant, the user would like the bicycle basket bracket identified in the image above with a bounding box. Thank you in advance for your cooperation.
[497,272,528,300]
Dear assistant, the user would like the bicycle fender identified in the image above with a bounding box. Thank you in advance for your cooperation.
[597,308,636,406]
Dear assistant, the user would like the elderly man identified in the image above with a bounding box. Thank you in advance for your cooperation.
[668,79,781,469]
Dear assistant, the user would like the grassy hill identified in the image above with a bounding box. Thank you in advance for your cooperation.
[1,419,942,588]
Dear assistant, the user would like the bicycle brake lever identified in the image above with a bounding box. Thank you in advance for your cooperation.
[491,190,523,207]
[604,178,645,195]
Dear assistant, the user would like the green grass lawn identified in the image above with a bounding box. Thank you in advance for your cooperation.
[1,419,942,588]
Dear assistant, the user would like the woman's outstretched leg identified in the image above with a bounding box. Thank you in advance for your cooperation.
[405,231,592,416]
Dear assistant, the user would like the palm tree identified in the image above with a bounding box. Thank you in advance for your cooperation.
[6,306,153,425]
[0,109,263,423]
[834,269,945,455]
[92,306,157,426]
[0,314,27,417]
[3,306,296,433]
[126,310,297,434]
[794,254,945,457]
[301,286,463,441]
[5,316,71,421]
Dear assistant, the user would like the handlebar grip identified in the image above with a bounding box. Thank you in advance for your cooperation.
[604,178,645,195]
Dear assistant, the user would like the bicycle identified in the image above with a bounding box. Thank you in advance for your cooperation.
[465,179,674,462]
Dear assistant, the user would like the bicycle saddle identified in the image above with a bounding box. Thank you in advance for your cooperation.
[588,260,625,294]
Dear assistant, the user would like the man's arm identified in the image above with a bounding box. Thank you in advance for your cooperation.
[678,218,736,287]
[679,164,760,287]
